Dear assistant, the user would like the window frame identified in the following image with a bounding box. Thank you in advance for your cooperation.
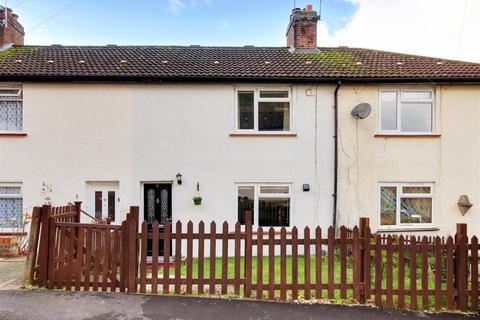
[378,182,434,229]
[234,87,293,134]
[378,88,435,134]
[0,182,23,232]
[0,86,23,134]
[236,183,292,228]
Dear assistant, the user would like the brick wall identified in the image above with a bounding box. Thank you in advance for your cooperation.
[0,7,24,46]
[286,7,319,50]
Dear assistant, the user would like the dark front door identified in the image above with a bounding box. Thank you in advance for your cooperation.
[144,183,172,256]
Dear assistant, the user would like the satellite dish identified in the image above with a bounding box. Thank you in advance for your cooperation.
[351,103,372,119]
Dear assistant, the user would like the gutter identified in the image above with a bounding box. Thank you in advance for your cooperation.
[1,75,480,84]
[332,80,342,233]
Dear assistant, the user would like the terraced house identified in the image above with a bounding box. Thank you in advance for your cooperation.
[1,4,480,252]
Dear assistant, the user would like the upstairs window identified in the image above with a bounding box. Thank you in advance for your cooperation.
[0,88,23,132]
[237,89,291,132]
[379,89,433,133]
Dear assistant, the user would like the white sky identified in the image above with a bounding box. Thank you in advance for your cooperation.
[319,0,480,63]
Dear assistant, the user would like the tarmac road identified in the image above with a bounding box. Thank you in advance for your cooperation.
[0,290,477,320]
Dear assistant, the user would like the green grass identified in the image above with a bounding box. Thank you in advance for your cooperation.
[146,250,476,312]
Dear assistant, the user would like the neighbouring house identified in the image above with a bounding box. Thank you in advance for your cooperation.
[0,4,480,255]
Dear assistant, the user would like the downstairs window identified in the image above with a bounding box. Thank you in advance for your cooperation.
[237,184,291,227]
[380,183,433,227]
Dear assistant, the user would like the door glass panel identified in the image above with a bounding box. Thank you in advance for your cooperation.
[107,191,115,222]
[238,186,254,225]
[95,191,102,220]
[258,101,290,131]
[238,91,254,130]
[259,198,290,227]
[147,189,155,223]
[160,189,168,224]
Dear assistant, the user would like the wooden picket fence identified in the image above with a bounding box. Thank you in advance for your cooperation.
[24,205,480,313]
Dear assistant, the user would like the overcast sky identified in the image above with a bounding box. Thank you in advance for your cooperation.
[8,0,480,62]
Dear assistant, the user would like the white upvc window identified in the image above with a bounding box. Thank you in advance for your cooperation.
[0,87,23,133]
[235,88,292,132]
[236,183,291,227]
[0,183,23,231]
[379,89,434,134]
[379,183,434,228]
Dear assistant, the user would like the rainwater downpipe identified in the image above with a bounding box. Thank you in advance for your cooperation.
[332,80,342,233]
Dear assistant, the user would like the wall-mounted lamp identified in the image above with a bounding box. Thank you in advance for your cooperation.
[176,172,183,185]
[458,195,473,216]
[196,182,200,192]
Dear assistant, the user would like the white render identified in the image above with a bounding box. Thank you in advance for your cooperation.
[337,84,480,236]
[0,82,335,233]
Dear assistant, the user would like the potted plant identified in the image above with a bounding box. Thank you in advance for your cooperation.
[193,196,202,205]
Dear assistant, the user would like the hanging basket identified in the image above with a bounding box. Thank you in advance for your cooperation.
[193,197,202,205]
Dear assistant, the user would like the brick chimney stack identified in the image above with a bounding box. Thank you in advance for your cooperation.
[0,7,24,46]
[286,5,319,51]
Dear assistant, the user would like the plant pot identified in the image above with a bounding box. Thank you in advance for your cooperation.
[193,197,202,205]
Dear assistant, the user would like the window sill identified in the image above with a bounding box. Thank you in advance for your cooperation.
[377,227,440,233]
[0,132,28,137]
[375,133,441,138]
[230,133,297,137]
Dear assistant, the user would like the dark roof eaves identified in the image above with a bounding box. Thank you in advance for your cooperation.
[1,74,480,84]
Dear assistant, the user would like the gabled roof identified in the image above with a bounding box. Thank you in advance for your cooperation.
[0,45,480,83]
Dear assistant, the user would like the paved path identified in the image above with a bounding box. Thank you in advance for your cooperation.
[0,290,476,320]
[0,257,25,290]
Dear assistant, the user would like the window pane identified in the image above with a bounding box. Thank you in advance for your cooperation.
[0,88,21,96]
[0,187,21,195]
[260,186,289,194]
[259,91,289,98]
[402,91,432,100]
[259,198,290,227]
[380,186,397,225]
[95,191,102,220]
[238,91,254,130]
[0,100,22,131]
[0,198,22,228]
[402,186,431,194]
[380,92,397,131]
[108,191,115,222]
[401,102,432,132]
[400,198,432,224]
[238,187,254,225]
[258,101,290,131]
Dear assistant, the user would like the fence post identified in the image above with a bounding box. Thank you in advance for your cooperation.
[37,204,52,286]
[454,223,468,311]
[358,217,369,304]
[23,207,42,287]
[127,206,139,293]
[74,201,82,223]
[244,212,253,297]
